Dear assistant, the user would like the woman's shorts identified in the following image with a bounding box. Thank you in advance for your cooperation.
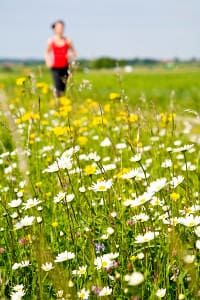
[51,66,69,93]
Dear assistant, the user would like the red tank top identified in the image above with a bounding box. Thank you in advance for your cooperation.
[51,39,70,68]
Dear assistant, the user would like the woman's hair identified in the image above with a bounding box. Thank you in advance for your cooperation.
[51,20,65,29]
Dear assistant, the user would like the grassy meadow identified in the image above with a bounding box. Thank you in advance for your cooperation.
[0,64,200,299]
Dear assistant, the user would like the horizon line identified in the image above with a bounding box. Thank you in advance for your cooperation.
[0,56,200,62]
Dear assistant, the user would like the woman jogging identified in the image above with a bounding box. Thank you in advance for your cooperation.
[45,20,77,97]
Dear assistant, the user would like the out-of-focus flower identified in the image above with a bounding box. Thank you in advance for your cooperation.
[72,265,87,276]
[109,92,121,100]
[23,198,41,210]
[98,286,112,296]
[95,243,105,253]
[183,254,195,264]
[178,294,185,299]
[55,251,75,262]
[170,175,184,188]
[8,199,22,208]
[135,231,159,243]
[91,179,112,192]
[170,192,180,201]
[195,226,200,237]
[84,164,97,175]
[54,192,66,203]
[41,262,54,271]
[94,253,118,270]
[124,271,144,286]
[100,137,112,147]
[77,288,90,299]
[172,144,194,153]
[161,159,172,168]
[147,178,167,194]
[179,215,200,227]
[52,221,58,228]
[137,252,144,259]
[130,153,142,162]
[196,240,200,249]
[16,77,26,86]
[14,216,35,230]
[156,288,166,298]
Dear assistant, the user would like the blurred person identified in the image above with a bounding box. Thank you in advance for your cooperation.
[45,20,77,97]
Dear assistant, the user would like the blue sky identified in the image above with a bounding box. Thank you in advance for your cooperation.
[0,0,200,59]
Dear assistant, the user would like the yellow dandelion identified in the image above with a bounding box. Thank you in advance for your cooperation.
[129,114,138,123]
[130,255,137,262]
[52,221,58,228]
[16,77,26,86]
[170,192,180,201]
[77,136,88,146]
[84,165,96,175]
[104,104,111,112]
[109,92,121,100]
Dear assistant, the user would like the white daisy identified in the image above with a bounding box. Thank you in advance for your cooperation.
[77,288,90,299]
[91,179,112,192]
[135,231,159,243]
[23,198,41,210]
[53,192,66,203]
[55,251,75,263]
[8,199,22,208]
[41,262,54,271]
[98,286,112,296]
[100,138,112,147]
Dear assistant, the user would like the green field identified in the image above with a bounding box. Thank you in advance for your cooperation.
[0,66,200,299]
[2,65,200,112]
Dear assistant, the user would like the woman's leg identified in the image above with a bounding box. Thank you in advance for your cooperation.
[51,67,69,97]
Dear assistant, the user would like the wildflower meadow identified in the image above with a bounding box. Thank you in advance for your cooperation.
[0,65,200,299]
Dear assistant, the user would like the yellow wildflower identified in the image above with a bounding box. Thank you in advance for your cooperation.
[52,126,70,136]
[84,165,96,175]
[59,96,72,106]
[16,77,26,86]
[85,98,99,109]
[36,82,49,94]
[130,255,137,262]
[52,221,58,228]
[45,192,52,198]
[92,116,107,126]
[20,112,40,122]
[129,114,138,123]
[35,181,42,187]
[104,104,111,112]
[170,192,180,201]
[30,133,36,139]
[41,120,49,126]
[116,168,131,179]
[109,92,121,100]
[77,136,88,146]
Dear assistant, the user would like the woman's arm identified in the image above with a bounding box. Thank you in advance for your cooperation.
[68,39,77,60]
[45,39,53,68]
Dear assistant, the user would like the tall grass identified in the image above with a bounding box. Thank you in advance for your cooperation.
[0,67,199,299]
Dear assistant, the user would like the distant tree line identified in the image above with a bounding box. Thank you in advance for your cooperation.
[0,57,199,71]
[78,57,162,69]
